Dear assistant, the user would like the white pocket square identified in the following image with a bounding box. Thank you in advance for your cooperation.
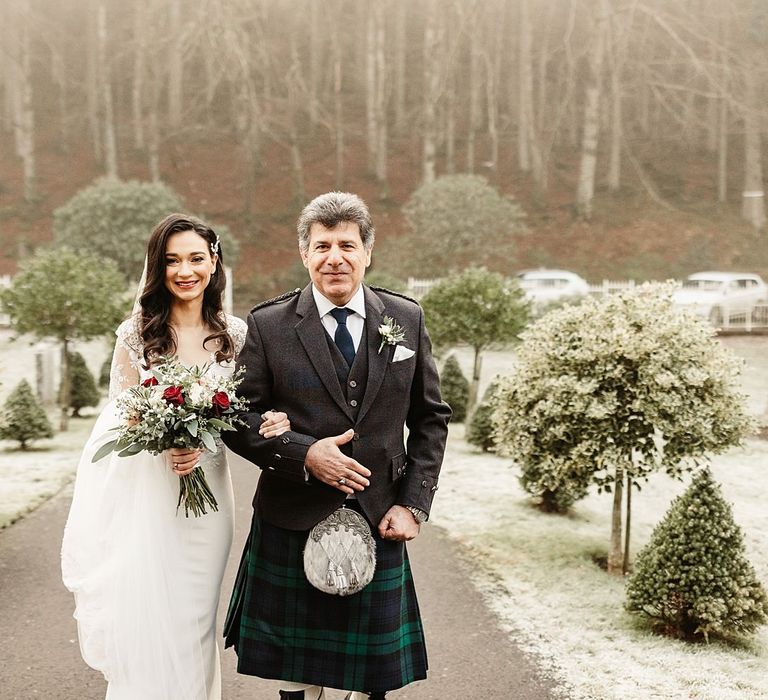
[392,345,415,362]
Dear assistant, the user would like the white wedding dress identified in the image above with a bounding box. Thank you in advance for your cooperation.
[61,313,247,700]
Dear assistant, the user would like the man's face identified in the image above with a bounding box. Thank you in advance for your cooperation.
[301,221,371,306]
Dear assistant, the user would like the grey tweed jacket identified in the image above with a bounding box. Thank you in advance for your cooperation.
[223,283,451,531]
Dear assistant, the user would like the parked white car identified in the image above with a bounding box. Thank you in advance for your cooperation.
[672,271,768,325]
[516,269,590,309]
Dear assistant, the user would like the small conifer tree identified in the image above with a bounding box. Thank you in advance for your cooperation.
[466,380,500,452]
[63,352,100,417]
[440,354,469,423]
[626,468,768,642]
[0,379,54,449]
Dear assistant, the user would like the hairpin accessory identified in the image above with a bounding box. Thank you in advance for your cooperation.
[210,234,220,256]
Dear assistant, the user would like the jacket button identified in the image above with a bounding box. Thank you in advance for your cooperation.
[275,454,282,460]
[350,399,358,407]
[349,380,357,388]
[422,480,428,487]
[281,436,290,444]
[397,467,403,475]
[353,432,360,441]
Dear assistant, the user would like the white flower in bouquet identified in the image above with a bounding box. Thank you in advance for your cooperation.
[92,356,248,517]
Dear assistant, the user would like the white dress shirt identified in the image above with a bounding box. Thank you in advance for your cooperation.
[312,284,367,351]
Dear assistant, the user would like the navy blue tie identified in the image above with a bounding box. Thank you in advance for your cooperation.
[329,307,356,366]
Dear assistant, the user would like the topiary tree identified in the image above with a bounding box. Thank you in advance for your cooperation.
[626,468,768,642]
[1,248,128,431]
[0,379,54,449]
[422,267,528,410]
[52,178,240,282]
[439,354,469,423]
[398,174,527,278]
[466,380,501,453]
[493,284,754,575]
[62,351,100,417]
[53,178,184,281]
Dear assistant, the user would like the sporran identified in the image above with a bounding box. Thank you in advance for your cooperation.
[303,506,376,596]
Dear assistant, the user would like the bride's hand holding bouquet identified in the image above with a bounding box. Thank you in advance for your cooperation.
[92,355,248,517]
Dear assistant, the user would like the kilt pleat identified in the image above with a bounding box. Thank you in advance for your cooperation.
[224,509,428,693]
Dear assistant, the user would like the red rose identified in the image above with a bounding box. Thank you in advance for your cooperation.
[162,385,185,406]
[212,391,231,415]
[142,376,158,387]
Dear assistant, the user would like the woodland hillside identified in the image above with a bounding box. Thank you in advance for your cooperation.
[1,0,767,305]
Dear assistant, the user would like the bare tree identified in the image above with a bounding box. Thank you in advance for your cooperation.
[575,0,609,219]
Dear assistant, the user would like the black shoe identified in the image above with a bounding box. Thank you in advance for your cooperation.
[279,691,325,700]
[343,693,386,700]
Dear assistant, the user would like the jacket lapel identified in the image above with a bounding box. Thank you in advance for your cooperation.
[295,286,354,420]
[357,286,390,423]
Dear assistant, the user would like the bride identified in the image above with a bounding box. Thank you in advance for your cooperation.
[61,213,289,700]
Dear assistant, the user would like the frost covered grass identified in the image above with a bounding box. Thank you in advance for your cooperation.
[0,415,97,528]
[436,334,768,700]
[0,329,106,528]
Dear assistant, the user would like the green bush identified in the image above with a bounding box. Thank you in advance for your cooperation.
[626,468,768,642]
[0,379,54,449]
[440,354,469,423]
[466,380,500,452]
[62,352,100,417]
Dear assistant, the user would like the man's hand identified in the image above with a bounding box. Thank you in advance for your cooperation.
[378,505,421,542]
[259,410,291,438]
[167,447,202,477]
[305,429,371,495]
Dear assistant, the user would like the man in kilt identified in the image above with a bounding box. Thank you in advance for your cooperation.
[223,191,450,700]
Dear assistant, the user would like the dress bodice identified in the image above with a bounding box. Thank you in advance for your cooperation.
[109,313,247,400]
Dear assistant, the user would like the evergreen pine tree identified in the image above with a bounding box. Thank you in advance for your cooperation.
[440,354,469,423]
[63,351,100,417]
[466,380,500,452]
[626,468,768,642]
[0,379,54,449]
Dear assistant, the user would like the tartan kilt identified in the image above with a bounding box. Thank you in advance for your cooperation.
[224,507,428,693]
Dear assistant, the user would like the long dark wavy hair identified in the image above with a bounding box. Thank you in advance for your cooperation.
[139,213,234,366]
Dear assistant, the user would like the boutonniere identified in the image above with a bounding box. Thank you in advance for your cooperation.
[378,315,406,353]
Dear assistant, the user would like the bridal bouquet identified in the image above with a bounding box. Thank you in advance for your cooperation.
[92,355,247,517]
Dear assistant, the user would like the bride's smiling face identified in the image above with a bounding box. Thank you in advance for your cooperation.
[164,230,218,303]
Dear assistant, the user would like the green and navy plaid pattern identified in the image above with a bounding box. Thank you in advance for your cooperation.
[225,512,428,693]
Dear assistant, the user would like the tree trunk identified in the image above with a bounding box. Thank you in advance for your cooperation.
[132,0,146,150]
[575,0,608,219]
[422,2,441,185]
[308,0,320,131]
[59,339,70,432]
[607,464,624,575]
[10,0,36,202]
[332,5,345,190]
[86,0,102,161]
[97,0,118,178]
[741,68,765,229]
[468,346,483,413]
[393,1,407,132]
[374,1,388,199]
[466,7,480,175]
[167,0,183,130]
[717,95,728,203]
[518,0,533,173]
[623,475,632,576]
[366,2,378,173]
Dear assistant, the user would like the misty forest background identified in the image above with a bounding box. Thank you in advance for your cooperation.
[2,0,768,310]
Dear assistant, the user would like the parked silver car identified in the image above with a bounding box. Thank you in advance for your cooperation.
[516,269,590,310]
[672,271,768,325]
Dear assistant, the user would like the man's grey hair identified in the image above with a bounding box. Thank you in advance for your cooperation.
[297,191,375,252]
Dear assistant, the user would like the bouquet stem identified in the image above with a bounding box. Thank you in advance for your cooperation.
[177,467,219,517]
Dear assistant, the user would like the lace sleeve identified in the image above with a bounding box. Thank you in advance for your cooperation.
[108,315,143,400]
[227,315,248,357]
